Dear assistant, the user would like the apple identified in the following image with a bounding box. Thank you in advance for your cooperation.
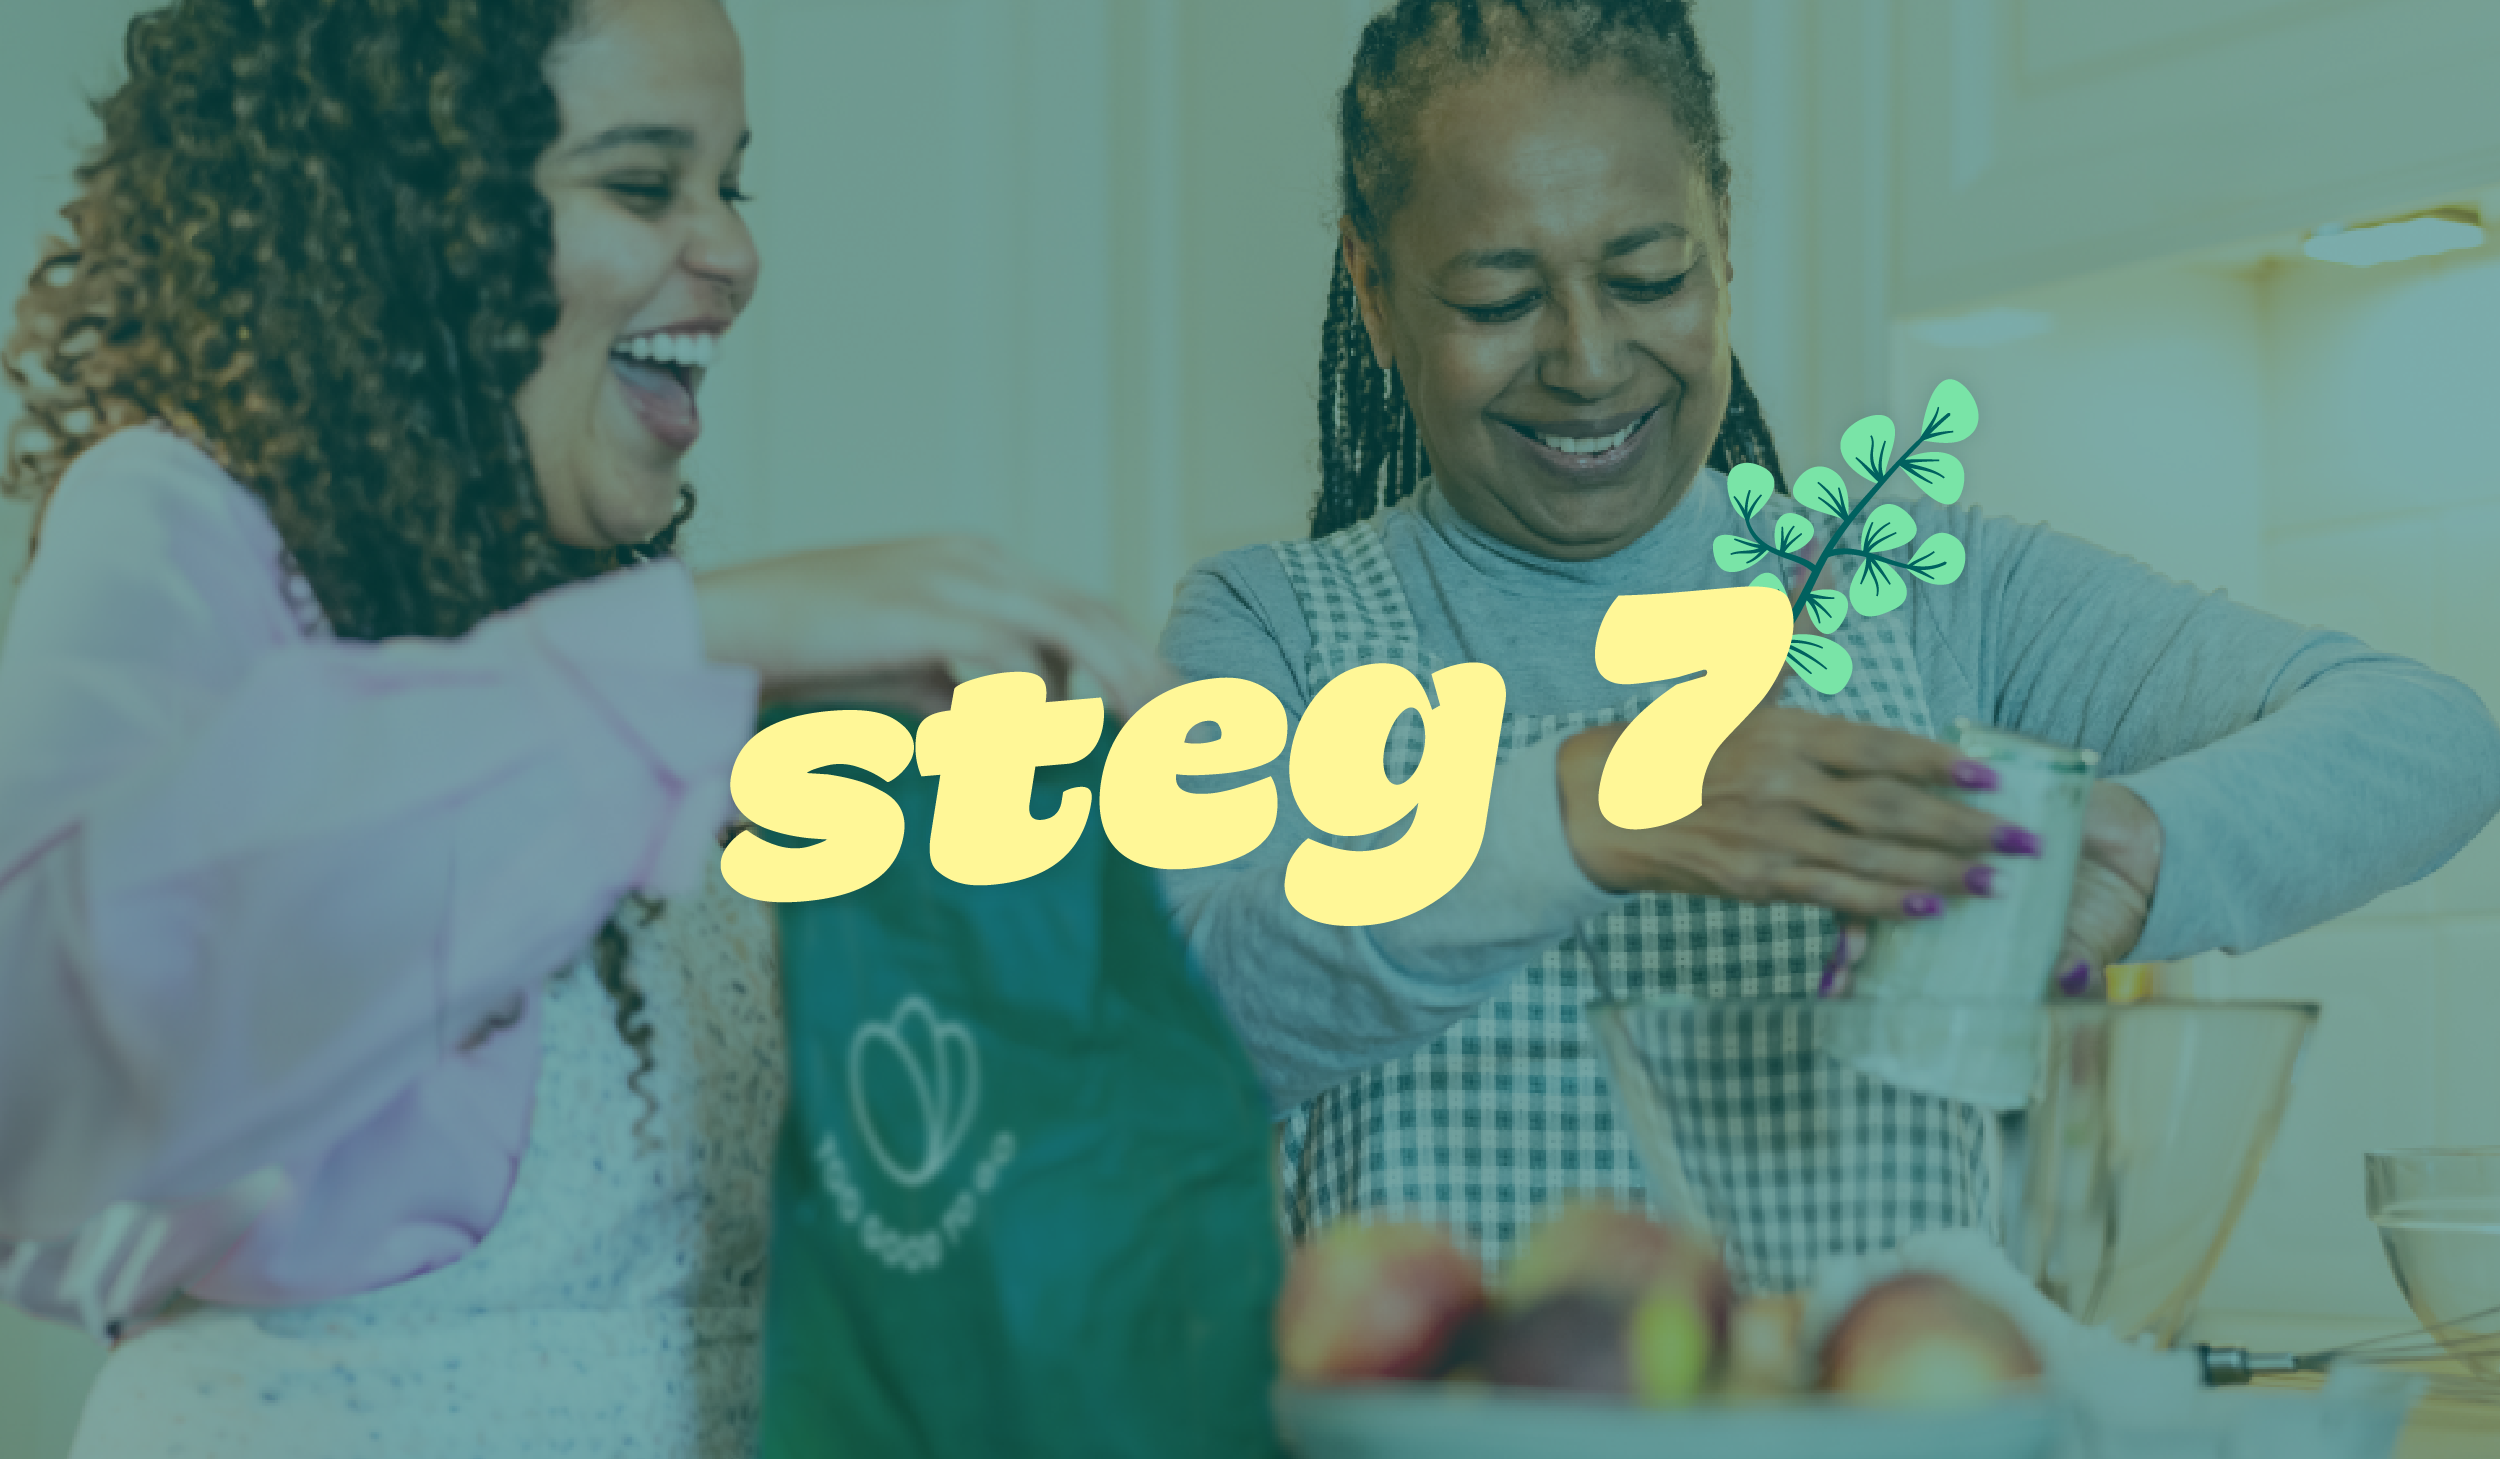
[1274,1220,1487,1382]
[1502,1203,1733,1359]
[1503,1203,1729,1313]
[1480,1284,1714,1405]
[1475,1203,1731,1406]
[1718,1292,1808,1399]
[1626,1284,1715,1403]
[1816,1273,2041,1407]
[1482,1290,1628,1394]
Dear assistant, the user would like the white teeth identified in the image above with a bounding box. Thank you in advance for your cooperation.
[1536,419,1639,455]
[612,332,720,368]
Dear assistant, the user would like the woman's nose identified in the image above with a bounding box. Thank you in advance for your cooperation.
[1536,292,1630,402]
[686,205,762,310]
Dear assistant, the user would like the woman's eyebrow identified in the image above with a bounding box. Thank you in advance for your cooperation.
[1444,245,1540,275]
[1600,223,1689,258]
[567,124,696,158]
[563,126,752,159]
[1438,223,1692,277]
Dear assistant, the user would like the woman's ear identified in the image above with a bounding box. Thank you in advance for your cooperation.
[1339,217,1395,373]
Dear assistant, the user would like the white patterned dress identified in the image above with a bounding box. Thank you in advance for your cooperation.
[68,870,785,1458]
[1268,515,1994,1284]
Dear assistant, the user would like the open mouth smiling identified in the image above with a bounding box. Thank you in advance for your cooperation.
[1502,406,1662,471]
[607,325,723,453]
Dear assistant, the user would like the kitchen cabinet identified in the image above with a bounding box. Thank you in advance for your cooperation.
[1700,0,2500,460]
[1893,0,2500,317]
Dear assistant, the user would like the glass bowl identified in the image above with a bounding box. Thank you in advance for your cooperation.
[2364,1147,2500,1378]
[1589,995,2317,1346]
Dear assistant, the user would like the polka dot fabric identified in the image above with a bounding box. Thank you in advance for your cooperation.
[70,869,785,1458]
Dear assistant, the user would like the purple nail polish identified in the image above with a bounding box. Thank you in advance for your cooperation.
[1903,891,1944,918]
[1993,825,2041,857]
[1952,760,2000,791]
[1817,955,1840,996]
[1963,864,1995,896]
[2058,960,2093,996]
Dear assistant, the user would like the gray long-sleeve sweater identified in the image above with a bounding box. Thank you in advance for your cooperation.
[1157,472,2500,1113]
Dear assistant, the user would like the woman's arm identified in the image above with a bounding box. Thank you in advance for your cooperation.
[1156,558,1621,1112]
[0,430,757,1239]
[1939,505,2500,961]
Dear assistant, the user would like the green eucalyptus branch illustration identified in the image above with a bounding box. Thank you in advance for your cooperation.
[1710,379,1977,694]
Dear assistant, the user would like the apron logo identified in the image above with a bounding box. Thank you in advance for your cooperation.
[847,996,981,1190]
[818,996,1015,1276]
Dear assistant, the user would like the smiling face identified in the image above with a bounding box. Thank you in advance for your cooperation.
[519,0,758,550]
[1343,63,1732,561]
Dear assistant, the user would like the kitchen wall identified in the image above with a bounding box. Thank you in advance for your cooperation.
[0,0,151,655]
[672,0,1383,633]
[2204,236,2499,1329]
[0,2,162,1449]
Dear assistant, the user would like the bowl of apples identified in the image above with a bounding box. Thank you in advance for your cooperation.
[1273,1206,2057,1459]
[1590,995,2316,1342]
[1273,994,2320,1457]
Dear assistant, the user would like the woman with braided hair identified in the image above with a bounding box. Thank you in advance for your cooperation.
[1159,0,2499,1269]
[0,0,1165,1451]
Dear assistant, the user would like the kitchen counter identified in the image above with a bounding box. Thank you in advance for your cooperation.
[2243,1371,2500,1459]
[2192,1312,2499,1455]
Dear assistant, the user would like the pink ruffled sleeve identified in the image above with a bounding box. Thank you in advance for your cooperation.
[0,427,757,1305]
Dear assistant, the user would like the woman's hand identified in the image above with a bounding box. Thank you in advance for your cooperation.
[694,537,1176,717]
[1556,688,2033,921]
[2051,782,2164,993]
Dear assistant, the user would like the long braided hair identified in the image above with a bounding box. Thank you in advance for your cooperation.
[4,0,672,1126]
[1314,0,1784,537]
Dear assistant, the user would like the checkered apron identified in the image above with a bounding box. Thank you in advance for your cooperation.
[1267,511,1993,1287]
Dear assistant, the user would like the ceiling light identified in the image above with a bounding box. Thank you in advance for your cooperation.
[2302,207,2483,267]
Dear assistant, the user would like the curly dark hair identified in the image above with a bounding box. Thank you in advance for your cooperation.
[1314,0,1785,536]
[1,0,685,1129]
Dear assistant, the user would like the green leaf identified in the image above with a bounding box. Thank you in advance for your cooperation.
[1849,553,1909,617]
[1786,634,1854,695]
[1803,588,1847,634]
[1773,513,1814,554]
[1713,534,1770,572]
[1750,571,1787,593]
[1922,379,1978,444]
[1841,414,1896,484]
[1726,461,1775,520]
[1902,531,1967,585]
[1896,451,1965,505]
[1858,503,1917,553]
[1795,466,1851,518]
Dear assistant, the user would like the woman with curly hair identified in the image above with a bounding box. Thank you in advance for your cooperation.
[0,0,1165,1451]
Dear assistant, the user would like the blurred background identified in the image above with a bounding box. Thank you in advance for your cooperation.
[2,1,2495,1452]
